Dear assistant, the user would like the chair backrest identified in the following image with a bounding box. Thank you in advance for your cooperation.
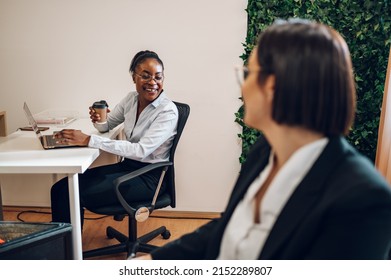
[164,101,190,208]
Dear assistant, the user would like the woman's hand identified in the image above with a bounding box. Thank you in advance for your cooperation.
[54,129,90,146]
[89,106,111,123]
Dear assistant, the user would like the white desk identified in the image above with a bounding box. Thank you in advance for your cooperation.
[0,119,123,260]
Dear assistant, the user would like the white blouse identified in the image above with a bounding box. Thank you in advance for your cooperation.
[218,138,329,259]
[88,91,178,163]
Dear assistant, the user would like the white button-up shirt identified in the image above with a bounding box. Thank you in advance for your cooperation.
[88,91,178,163]
[218,138,329,259]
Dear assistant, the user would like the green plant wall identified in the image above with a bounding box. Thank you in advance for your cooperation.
[235,0,391,163]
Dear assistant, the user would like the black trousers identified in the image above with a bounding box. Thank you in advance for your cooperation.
[50,158,164,226]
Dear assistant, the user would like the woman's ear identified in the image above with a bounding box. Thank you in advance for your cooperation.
[131,73,136,83]
[264,75,275,101]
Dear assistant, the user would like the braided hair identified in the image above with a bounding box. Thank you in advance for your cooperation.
[129,50,164,73]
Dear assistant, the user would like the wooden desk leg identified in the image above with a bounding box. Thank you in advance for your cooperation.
[0,183,3,221]
[0,111,6,220]
[68,173,83,260]
[0,111,7,137]
[0,111,7,221]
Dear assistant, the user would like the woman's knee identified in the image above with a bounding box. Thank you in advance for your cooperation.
[51,177,69,199]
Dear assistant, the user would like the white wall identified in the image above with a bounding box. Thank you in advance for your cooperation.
[0,0,247,212]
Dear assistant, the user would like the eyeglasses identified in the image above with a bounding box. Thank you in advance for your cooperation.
[134,72,164,83]
[234,65,261,86]
[234,65,249,86]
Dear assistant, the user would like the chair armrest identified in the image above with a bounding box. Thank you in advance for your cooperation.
[113,161,173,216]
[113,162,172,187]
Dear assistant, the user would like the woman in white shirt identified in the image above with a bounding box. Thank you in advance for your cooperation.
[50,50,178,226]
[143,19,391,260]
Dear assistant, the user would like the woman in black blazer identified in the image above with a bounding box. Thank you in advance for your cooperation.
[139,19,391,260]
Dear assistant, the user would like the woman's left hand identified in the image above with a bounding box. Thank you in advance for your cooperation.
[54,129,91,146]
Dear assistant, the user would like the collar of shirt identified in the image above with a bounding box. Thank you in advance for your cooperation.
[218,137,329,259]
[154,90,166,106]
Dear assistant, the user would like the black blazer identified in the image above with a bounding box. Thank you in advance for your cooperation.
[152,136,391,259]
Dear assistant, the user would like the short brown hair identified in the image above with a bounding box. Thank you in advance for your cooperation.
[256,18,356,136]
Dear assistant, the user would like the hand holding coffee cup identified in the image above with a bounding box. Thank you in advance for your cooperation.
[91,100,109,124]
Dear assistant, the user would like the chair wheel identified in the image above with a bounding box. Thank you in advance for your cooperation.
[106,226,115,239]
[161,230,171,239]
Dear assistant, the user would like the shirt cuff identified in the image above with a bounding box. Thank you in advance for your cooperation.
[93,122,109,133]
[88,134,104,148]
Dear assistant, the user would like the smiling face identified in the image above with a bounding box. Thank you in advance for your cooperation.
[132,58,164,104]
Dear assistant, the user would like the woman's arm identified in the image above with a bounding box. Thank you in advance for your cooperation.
[88,108,178,160]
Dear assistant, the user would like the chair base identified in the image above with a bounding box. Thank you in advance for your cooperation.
[83,225,171,259]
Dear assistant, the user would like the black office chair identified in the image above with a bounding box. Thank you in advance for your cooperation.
[83,101,190,259]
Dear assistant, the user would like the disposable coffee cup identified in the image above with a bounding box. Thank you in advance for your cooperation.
[92,100,109,124]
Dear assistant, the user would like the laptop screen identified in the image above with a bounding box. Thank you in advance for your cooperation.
[23,102,42,137]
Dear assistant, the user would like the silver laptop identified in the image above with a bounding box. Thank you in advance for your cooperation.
[23,102,77,149]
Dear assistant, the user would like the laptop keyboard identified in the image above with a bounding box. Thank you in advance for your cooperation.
[45,135,61,146]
